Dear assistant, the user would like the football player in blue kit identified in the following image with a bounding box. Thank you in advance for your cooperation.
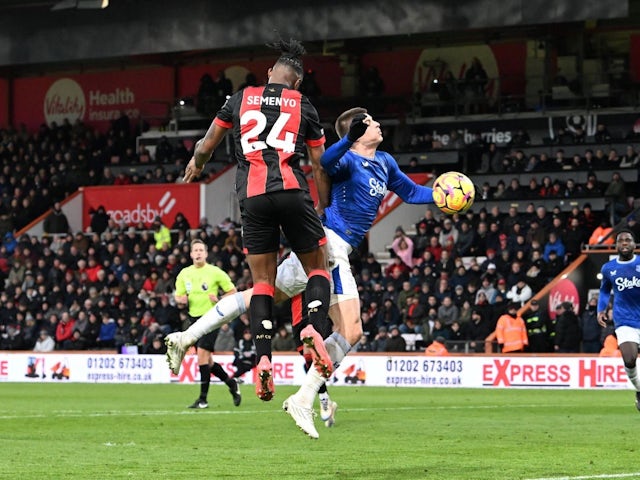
[166,107,435,437]
[597,229,640,410]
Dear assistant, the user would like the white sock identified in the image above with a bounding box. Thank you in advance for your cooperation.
[296,333,351,408]
[295,369,325,408]
[625,365,640,390]
[185,292,247,343]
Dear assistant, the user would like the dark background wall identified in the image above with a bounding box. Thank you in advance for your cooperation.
[0,0,628,66]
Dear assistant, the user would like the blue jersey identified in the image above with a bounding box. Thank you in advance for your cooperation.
[598,254,640,329]
[320,136,433,249]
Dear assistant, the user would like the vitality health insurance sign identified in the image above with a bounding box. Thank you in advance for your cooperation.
[82,183,200,229]
[12,67,174,132]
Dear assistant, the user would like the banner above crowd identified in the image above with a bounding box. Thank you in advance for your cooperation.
[82,183,200,230]
[12,67,174,132]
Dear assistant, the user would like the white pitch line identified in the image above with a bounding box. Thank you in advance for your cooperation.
[0,403,570,420]
[525,473,640,480]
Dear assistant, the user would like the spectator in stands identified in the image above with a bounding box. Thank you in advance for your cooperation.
[563,218,586,261]
[438,218,458,248]
[544,250,564,280]
[604,171,629,223]
[171,212,191,236]
[397,281,415,313]
[554,302,580,353]
[155,136,174,164]
[145,334,167,355]
[437,296,459,325]
[465,308,491,353]
[402,294,426,334]
[33,329,55,352]
[478,182,491,200]
[539,176,554,197]
[96,313,116,348]
[620,145,640,168]
[391,229,415,268]
[455,221,476,257]
[547,214,565,239]
[412,222,430,259]
[363,252,382,279]
[554,127,574,145]
[43,202,70,235]
[370,326,389,352]
[588,220,614,246]
[580,294,603,353]
[593,123,613,143]
[505,275,532,307]
[568,153,583,170]
[359,310,377,343]
[542,232,565,262]
[55,312,75,348]
[501,177,523,202]
[379,298,401,331]
[89,206,110,235]
[463,57,488,114]
[563,178,582,197]
[493,180,506,199]
[606,148,621,168]
[272,325,296,352]
[384,326,407,352]
[152,216,171,250]
[353,334,373,352]
[577,203,598,233]
[573,126,586,144]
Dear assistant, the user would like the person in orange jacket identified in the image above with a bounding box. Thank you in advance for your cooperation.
[495,303,529,353]
[425,336,450,356]
[599,334,622,357]
[588,221,614,246]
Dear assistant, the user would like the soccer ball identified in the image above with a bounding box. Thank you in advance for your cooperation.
[432,171,475,215]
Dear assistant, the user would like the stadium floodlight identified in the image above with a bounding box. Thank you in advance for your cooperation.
[51,0,108,10]
[76,0,109,9]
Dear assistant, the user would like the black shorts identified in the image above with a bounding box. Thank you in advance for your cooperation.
[240,190,326,255]
[190,315,218,352]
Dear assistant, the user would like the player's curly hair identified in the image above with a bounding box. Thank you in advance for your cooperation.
[266,37,306,76]
[334,107,368,139]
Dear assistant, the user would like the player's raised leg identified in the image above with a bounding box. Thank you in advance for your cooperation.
[165,290,250,375]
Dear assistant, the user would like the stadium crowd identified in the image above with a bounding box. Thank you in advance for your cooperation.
[0,115,639,356]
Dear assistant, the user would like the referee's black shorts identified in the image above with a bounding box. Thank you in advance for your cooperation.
[189,315,218,352]
[240,190,326,255]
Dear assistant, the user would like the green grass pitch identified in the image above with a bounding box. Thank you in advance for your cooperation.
[1,383,640,480]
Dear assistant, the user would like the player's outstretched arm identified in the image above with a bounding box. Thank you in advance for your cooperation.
[183,121,229,182]
[386,157,434,204]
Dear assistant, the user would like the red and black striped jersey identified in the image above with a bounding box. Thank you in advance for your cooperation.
[214,84,325,200]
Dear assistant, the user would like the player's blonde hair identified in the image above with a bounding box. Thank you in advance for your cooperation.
[334,107,368,139]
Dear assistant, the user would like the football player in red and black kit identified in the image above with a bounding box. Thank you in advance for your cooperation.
[182,38,333,401]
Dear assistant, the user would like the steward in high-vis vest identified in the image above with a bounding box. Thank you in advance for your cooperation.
[424,336,449,356]
[523,299,548,352]
[495,303,528,353]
